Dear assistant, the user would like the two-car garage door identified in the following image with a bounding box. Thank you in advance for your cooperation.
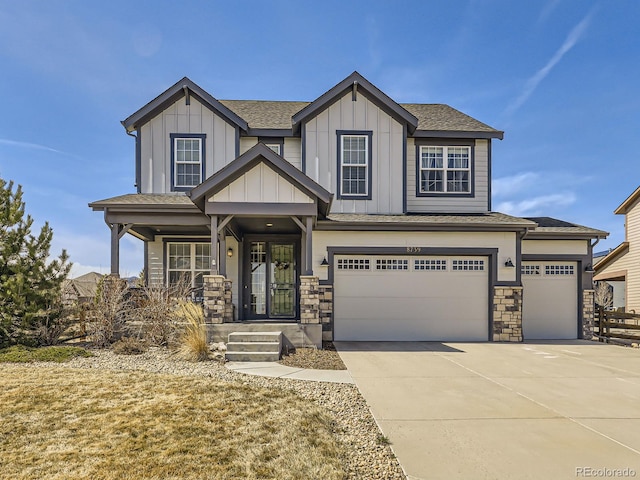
[333,255,489,341]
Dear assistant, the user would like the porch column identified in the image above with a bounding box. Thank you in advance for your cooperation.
[305,216,313,275]
[210,215,218,275]
[110,223,120,276]
[219,231,227,277]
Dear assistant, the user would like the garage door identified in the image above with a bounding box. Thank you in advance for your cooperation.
[522,261,578,340]
[334,255,489,341]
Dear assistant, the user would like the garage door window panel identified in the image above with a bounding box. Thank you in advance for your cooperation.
[376,259,408,270]
[452,259,485,271]
[337,258,370,270]
[414,259,447,271]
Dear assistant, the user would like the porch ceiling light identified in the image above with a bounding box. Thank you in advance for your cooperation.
[227,247,233,257]
[266,223,273,227]
[504,258,515,268]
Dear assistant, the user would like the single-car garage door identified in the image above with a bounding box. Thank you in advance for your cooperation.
[334,255,489,341]
[522,261,578,340]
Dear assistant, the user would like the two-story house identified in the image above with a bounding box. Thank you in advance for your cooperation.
[594,186,640,312]
[90,72,607,347]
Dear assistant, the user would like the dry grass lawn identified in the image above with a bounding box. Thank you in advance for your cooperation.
[0,366,345,480]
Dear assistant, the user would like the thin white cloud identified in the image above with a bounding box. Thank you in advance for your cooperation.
[504,9,594,117]
[0,138,70,156]
[492,172,540,198]
[496,192,577,217]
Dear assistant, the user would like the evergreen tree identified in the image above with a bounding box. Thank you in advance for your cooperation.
[0,176,71,346]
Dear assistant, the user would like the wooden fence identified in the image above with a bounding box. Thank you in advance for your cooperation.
[596,307,640,343]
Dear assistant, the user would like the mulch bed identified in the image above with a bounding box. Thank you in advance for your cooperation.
[279,342,347,370]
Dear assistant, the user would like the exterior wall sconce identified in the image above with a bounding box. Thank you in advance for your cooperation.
[227,247,233,257]
[320,257,329,266]
[585,263,594,272]
[504,258,515,268]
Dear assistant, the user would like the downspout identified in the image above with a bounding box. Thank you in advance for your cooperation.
[126,130,139,191]
[591,238,600,249]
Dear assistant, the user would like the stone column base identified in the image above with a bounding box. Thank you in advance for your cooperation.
[582,289,595,340]
[299,276,320,324]
[493,286,523,342]
[203,275,227,324]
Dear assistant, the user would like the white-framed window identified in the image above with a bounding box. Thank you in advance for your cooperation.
[339,132,371,198]
[265,143,281,155]
[171,134,205,189]
[167,242,211,291]
[419,145,471,193]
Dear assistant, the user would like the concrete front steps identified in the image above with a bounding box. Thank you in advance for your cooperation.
[225,331,282,362]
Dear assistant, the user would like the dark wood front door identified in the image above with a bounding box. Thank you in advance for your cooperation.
[244,239,298,320]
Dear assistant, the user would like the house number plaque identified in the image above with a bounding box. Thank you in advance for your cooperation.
[406,247,421,253]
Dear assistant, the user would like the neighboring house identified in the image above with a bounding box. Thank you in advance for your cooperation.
[63,271,103,305]
[89,72,607,346]
[594,186,640,312]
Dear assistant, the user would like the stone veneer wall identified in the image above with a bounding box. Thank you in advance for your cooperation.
[582,289,595,340]
[203,275,233,324]
[493,286,523,342]
[299,276,320,324]
[319,284,333,341]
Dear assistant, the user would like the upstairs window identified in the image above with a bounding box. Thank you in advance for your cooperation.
[265,144,281,155]
[419,145,471,194]
[171,133,206,190]
[338,131,372,199]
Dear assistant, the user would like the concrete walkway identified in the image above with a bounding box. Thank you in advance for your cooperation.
[336,341,640,480]
[226,361,354,383]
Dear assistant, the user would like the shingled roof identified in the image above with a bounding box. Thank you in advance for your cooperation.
[216,99,502,135]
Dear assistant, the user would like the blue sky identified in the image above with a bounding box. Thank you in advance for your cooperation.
[0,1,638,277]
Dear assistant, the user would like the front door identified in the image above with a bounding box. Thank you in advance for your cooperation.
[245,240,298,319]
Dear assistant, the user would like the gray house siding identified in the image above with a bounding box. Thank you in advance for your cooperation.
[303,91,404,215]
[406,138,489,213]
[140,96,237,193]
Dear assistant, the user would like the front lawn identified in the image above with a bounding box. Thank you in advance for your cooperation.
[0,366,345,480]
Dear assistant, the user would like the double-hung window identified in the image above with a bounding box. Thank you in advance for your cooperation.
[167,242,211,299]
[171,133,205,190]
[338,131,372,199]
[419,145,471,194]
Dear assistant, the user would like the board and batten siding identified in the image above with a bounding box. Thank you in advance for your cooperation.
[139,96,237,193]
[624,200,640,312]
[211,162,314,204]
[406,138,489,213]
[304,91,404,214]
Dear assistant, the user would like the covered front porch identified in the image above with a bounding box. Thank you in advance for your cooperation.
[89,143,333,347]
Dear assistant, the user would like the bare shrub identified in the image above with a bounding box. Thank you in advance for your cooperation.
[86,276,131,347]
[176,301,209,361]
[134,277,193,347]
[594,281,613,309]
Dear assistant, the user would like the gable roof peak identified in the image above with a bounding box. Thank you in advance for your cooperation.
[291,71,419,134]
[121,76,248,133]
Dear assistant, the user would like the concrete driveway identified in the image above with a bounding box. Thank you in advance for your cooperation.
[335,341,640,480]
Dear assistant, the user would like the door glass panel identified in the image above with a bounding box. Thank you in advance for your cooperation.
[270,243,295,317]
[250,242,267,316]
